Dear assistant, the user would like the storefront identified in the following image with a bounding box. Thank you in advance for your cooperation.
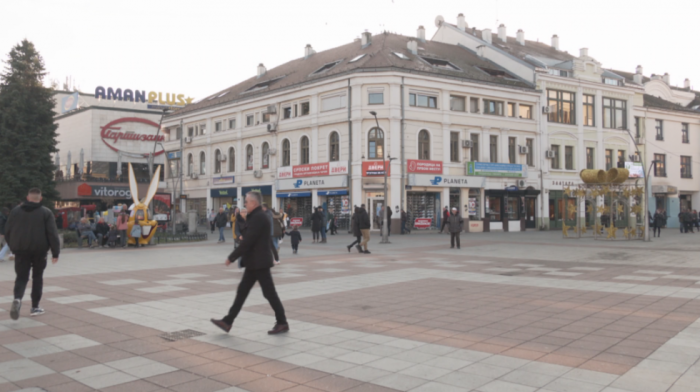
[486,187,540,231]
[408,174,486,231]
[652,185,679,227]
[242,185,273,207]
[361,161,391,230]
[210,187,237,212]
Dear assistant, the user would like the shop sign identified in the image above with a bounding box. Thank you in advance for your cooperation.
[467,162,526,178]
[468,198,477,216]
[167,151,182,160]
[407,159,443,174]
[408,174,486,188]
[60,92,79,114]
[625,162,644,178]
[277,176,347,191]
[213,176,235,185]
[652,185,677,194]
[242,185,272,196]
[94,86,194,106]
[77,183,132,198]
[277,192,312,198]
[277,161,348,179]
[290,217,303,226]
[544,179,579,188]
[100,117,166,156]
[414,218,432,229]
[210,188,238,198]
[362,161,391,177]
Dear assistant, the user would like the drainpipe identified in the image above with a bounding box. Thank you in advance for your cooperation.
[347,79,353,222]
[400,77,405,211]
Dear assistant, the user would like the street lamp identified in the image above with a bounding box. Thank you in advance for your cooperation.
[370,111,396,244]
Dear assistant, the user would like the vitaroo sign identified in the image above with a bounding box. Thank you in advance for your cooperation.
[277,176,347,190]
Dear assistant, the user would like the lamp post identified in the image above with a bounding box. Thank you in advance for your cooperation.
[370,111,396,244]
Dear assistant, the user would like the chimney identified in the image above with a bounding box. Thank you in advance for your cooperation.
[257,63,266,78]
[551,34,559,50]
[361,31,372,47]
[417,25,426,42]
[457,13,467,31]
[636,65,643,75]
[579,48,588,57]
[482,28,492,44]
[498,24,506,42]
[633,65,644,84]
[516,29,525,45]
[663,72,670,85]
[304,44,315,58]
[684,78,691,89]
[407,40,418,55]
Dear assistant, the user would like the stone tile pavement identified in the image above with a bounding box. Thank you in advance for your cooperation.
[0,230,698,391]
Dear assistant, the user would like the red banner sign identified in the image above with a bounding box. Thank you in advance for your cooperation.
[100,117,165,156]
[414,218,432,229]
[407,159,443,174]
[278,162,348,179]
[290,217,303,226]
[362,161,391,177]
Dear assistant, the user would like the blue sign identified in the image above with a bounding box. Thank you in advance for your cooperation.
[467,162,525,178]
[210,188,237,198]
[277,192,312,198]
[167,151,182,160]
[242,185,272,196]
[317,190,348,196]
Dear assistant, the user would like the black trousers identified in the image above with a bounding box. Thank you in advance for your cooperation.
[450,232,460,248]
[223,267,286,325]
[312,231,320,240]
[440,220,448,233]
[14,253,48,308]
[348,235,361,247]
[653,227,661,237]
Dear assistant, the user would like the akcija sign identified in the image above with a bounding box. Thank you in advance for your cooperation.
[277,162,348,179]
[77,183,132,198]
[414,218,432,229]
[407,159,443,174]
[100,117,165,156]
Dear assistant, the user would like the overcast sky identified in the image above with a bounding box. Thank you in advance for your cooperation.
[2,0,697,100]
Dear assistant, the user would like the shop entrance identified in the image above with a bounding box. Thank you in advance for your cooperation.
[280,196,312,228]
[548,191,576,230]
[525,197,537,229]
[407,192,439,229]
[368,197,384,231]
[680,194,692,211]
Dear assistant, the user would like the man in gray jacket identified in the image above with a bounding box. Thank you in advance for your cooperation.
[5,188,60,319]
[447,207,464,249]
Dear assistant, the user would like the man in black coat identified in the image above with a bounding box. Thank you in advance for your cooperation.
[5,188,60,320]
[347,206,363,252]
[215,207,228,243]
[211,191,288,335]
[358,204,371,254]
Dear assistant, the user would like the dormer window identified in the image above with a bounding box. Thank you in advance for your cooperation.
[604,78,621,86]
[393,52,409,60]
[245,76,285,93]
[312,61,341,75]
[350,54,366,63]
[421,57,459,71]
[547,69,568,77]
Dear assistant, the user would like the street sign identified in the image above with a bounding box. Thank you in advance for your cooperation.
[290,217,303,226]
[414,218,432,229]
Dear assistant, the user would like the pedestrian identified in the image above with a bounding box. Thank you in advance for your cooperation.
[448,207,464,249]
[320,207,328,243]
[329,213,338,235]
[285,226,302,254]
[440,206,449,234]
[311,207,323,243]
[208,209,216,233]
[272,209,284,249]
[5,188,60,319]
[653,209,665,238]
[400,208,407,234]
[95,218,110,247]
[358,204,371,254]
[234,208,247,251]
[0,207,8,261]
[131,217,142,248]
[387,205,393,236]
[262,204,277,251]
[210,191,289,335]
[77,217,97,248]
[694,210,700,231]
[117,210,129,247]
[347,206,362,252]
[230,207,239,244]
[215,207,228,243]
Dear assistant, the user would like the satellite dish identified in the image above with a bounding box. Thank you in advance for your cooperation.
[435,15,444,27]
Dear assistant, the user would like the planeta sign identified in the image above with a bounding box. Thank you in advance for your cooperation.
[100,117,165,156]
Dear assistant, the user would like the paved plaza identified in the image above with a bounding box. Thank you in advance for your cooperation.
[0,229,700,391]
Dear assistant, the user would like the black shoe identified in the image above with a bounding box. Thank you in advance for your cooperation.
[347,245,351,253]
[355,245,363,253]
[210,318,231,333]
[364,250,371,254]
[268,323,289,335]
[10,299,21,320]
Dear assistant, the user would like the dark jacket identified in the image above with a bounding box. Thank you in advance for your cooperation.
[653,212,666,228]
[227,206,274,270]
[272,212,284,237]
[401,211,407,223]
[357,208,371,230]
[351,209,361,237]
[5,202,60,258]
[234,214,247,242]
[311,210,324,231]
[285,230,302,245]
[447,213,464,233]
[214,212,228,228]
[0,212,6,235]
[95,222,110,236]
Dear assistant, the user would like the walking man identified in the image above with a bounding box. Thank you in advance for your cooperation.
[210,191,289,335]
[358,204,371,254]
[439,206,449,234]
[347,206,362,252]
[215,207,228,242]
[5,189,60,319]
[448,207,464,249]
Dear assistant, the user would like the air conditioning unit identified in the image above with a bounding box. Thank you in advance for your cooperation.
[542,104,556,114]
[631,155,641,162]
[655,134,664,141]
[461,140,473,148]
[545,150,556,159]
[264,104,277,114]
[517,179,526,187]
[190,173,198,179]
[184,137,192,144]
[219,155,227,162]
[253,170,263,178]
[267,123,277,132]
[518,146,529,154]
[269,148,277,156]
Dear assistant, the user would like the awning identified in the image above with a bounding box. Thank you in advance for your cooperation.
[277,192,312,198]
[318,190,348,196]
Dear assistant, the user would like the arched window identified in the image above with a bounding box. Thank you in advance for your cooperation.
[282,139,290,166]
[262,142,270,169]
[214,149,222,174]
[246,145,253,170]
[228,147,235,172]
[329,132,340,162]
[199,151,206,175]
[368,128,384,159]
[187,154,193,175]
[300,136,310,164]
[418,130,430,160]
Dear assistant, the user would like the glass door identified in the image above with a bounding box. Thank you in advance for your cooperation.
[525,197,536,228]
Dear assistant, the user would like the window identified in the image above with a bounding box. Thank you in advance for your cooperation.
[682,123,689,143]
[262,112,271,123]
[634,117,640,138]
[228,118,236,129]
[409,93,437,108]
[246,114,254,126]
[369,92,384,105]
[368,128,384,159]
[321,94,347,112]
[470,97,479,113]
[228,147,235,172]
[262,142,270,169]
[312,61,341,74]
[450,132,459,162]
[450,96,465,112]
[586,147,595,169]
[507,103,516,117]
[244,76,285,92]
[168,158,180,178]
[681,156,692,178]
[215,122,222,132]
[187,154,193,175]
[508,137,516,164]
[350,54,366,63]
[617,150,625,168]
[187,127,194,137]
[604,78,621,86]
[471,134,479,162]
[175,127,182,140]
[214,150,222,174]
[282,139,290,166]
[551,145,560,169]
[565,146,573,170]
[489,135,498,163]
[583,95,595,126]
[603,98,627,129]
[329,132,340,161]
[283,106,292,119]
[300,102,310,116]
[655,120,663,141]
[548,69,568,77]
[199,124,206,135]
[484,100,504,116]
[300,136,310,164]
[393,52,409,60]
[421,57,459,70]
[418,130,430,160]
[246,145,253,170]
[654,154,666,177]
[547,90,575,124]
[199,152,206,175]
[519,104,532,119]
[526,139,534,166]
[605,149,613,170]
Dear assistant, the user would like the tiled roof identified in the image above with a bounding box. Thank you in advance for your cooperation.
[643,94,700,114]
